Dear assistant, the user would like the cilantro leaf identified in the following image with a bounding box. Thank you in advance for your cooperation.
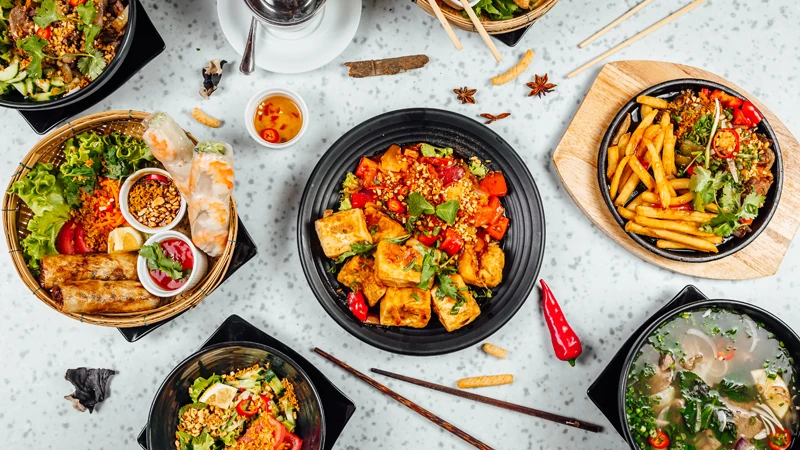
[740,192,765,221]
[689,166,726,212]
[82,23,101,52]
[333,241,376,265]
[77,49,106,80]
[76,1,97,25]
[435,200,459,224]
[407,192,434,216]
[0,0,14,9]
[34,0,64,29]
[417,251,438,290]
[384,234,410,245]
[16,36,48,79]
[139,244,188,281]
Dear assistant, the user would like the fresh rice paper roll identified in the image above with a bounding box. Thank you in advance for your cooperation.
[188,141,235,257]
[142,112,195,196]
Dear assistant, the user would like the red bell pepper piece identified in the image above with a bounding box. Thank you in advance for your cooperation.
[417,231,439,247]
[479,171,508,197]
[439,229,464,256]
[472,196,504,227]
[540,280,583,366]
[700,88,711,99]
[709,89,743,109]
[486,216,509,240]
[70,0,87,5]
[350,189,376,209]
[437,165,465,187]
[387,198,405,213]
[347,291,368,322]
[741,101,763,126]
[732,108,752,127]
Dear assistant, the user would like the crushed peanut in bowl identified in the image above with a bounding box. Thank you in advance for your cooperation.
[127,174,182,229]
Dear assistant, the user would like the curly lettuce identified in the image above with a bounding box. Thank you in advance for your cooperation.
[189,375,221,403]
[469,0,520,21]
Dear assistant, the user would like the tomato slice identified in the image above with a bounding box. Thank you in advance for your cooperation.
[479,172,508,197]
[486,216,509,240]
[417,231,439,247]
[768,428,792,450]
[387,198,405,214]
[261,128,280,143]
[283,432,303,450]
[472,197,504,227]
[267,416,287,446]
[440,229,464,256]
[74,223,92,254]
[56,220,77,255]
[648,430,670,449]
[350,189,376,209]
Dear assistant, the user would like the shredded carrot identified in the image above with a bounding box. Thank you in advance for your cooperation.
[72,178,125,251]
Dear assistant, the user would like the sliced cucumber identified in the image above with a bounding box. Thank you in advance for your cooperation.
[50,77,65,87]
[32,92,54,102]
[25,78,33,95]
[34,79,50,92]
[12,81,27,96]
[280,398,296,433]
[6,70,27,84]
[264,369,285,396]
[0,60,19,82]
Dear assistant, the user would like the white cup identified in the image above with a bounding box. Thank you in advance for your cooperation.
[137,231,208,298]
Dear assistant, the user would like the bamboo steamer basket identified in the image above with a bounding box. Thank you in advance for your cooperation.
[2,110,238,328]
[415,0,559,34]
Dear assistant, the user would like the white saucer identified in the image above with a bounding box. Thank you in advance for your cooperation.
[217,0,362,74]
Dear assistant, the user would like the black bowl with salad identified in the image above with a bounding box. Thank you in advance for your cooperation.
[0,0,135,110]
[598,79,783,262]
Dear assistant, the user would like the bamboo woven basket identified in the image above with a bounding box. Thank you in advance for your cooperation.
[414,0,559,34]
[2,110,238,328]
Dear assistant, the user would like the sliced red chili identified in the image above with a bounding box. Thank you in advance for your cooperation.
[261,128,280,143]
[768,428,791,450]
[36,27,51,40]
[713,128,740,159]
[69,0,87,5]
[236,398,259,417]
[347,291,368,322]
[648,430,670,449]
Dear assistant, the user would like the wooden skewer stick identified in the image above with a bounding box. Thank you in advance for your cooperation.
[371,368,604,433]
[568,0,708,79]
[458,0,503,62]
[426,0,463,51]
[313,348,495,450]
[578,0,655,48]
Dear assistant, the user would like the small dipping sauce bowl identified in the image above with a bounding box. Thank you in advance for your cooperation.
[245,87,309,149]
[137,231,208,297]
[120,168,187,234]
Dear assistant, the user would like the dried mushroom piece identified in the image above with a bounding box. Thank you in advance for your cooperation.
[200,59,228,99]
[64,367,117,413]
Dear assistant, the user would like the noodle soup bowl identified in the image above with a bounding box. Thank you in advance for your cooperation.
[137,231,208,298]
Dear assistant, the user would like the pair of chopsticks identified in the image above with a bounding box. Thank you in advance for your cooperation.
[568,0,708,78]
[427,0,503,62]
[314,348,603,450]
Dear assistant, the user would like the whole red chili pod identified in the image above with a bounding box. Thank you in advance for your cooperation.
[347,291,369,322]
[540,279,583,367]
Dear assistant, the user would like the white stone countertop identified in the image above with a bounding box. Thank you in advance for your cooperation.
[1,0,799,449]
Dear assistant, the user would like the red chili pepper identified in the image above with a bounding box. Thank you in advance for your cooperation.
[145,173,170,184]
[648,430,670,449]
[439,228,464,256]
[347,291,368,322]
[350,189,376,209]
[768,428,792,450]
[713,128,740,159]
[732,108,752,127]
[236,398,259,417]
[716,350,735,361]
[686,165,696,176]
[540,280,583,367]
[479,172,508,197]
[261,128,280,143]
[387,198,405,213]
[741,101,763,126]
[260,394,272,412]
[740,217,753,225]
[36,26,51,40]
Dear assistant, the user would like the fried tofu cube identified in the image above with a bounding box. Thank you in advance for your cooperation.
[373,240,422,287]
[314,209,372,259]
[458,244,505,288]
[364,206,407,242]
[337,256,386,307]
[379,287,431,328]
[431,274,481,332]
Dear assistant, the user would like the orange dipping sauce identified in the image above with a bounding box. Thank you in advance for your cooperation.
[254,95,303,144]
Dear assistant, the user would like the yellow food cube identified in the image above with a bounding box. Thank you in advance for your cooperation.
[431,274,481,332]
[458,244,505,288]
[364,206,407,242]
[373,240,422,287]
[337,256,386,307]
[379,287,431,328]
[314,209,372,259]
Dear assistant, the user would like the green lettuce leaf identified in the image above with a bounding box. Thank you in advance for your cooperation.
[189,375,221,403]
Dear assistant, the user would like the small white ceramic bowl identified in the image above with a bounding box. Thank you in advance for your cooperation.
[120,168,187,234]
[245,87,309,149]
[137,231,208,298]
[442,0,480,9]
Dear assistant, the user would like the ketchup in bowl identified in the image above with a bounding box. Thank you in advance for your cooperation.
[148,238,194,291]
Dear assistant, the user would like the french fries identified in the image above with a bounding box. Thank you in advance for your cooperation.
[617,206,636,220]
[610,155,630,200]
[640,191,693,206]
[612,114,632,145]
[625,109,658,156]
[656,240,707,251]
[645,141,670,208]
[633,215,721,241]
[615,170,640,206]
[628,156,655,190]
[625,222,719,253]
[617,132,631,153]
[640,105,653,119]
[637,95,669,110]
[607,145,620,179]
[635,206,717,223]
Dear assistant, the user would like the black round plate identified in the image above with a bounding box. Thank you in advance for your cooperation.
[597,79,784,263]
[0,0,137,111]
[297,108,545,356]
[616,300,800,450]
[147,341,326,450]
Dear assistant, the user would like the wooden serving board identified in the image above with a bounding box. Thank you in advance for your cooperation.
[552,61,800,280]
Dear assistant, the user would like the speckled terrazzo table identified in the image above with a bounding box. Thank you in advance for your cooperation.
[1,1,799,449]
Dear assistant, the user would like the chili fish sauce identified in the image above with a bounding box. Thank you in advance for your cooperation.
[149,238,194,291]
[254,95,303,144]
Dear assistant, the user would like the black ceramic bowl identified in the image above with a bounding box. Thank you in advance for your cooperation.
[617,299,800,450]
[297,108,546,356]
[597,79,784,263]
[0,0,137,111]
[147,342,326,450]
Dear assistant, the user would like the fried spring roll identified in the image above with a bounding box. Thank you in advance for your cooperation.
[52,281,161,314]
[39,252,139,289]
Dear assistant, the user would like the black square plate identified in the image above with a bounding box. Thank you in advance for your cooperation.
[18,0,165,134]
[492,24,532,47]
[117,218,259,342]
[587,285,709,437]
[137,315,357,450]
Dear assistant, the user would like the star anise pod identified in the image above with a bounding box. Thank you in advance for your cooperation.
[480,112,511,124]
[526,74,557,98]
[454,86,477,104]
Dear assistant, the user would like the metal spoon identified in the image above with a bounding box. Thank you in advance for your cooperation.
[240,16,257,75]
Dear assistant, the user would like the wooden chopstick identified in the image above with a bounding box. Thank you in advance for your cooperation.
[458,0,503,62]
[313,348,495,450]
[568,0,708,79]
[578,0,655,48]
[371,368,604,433]
[426,0,464,51]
